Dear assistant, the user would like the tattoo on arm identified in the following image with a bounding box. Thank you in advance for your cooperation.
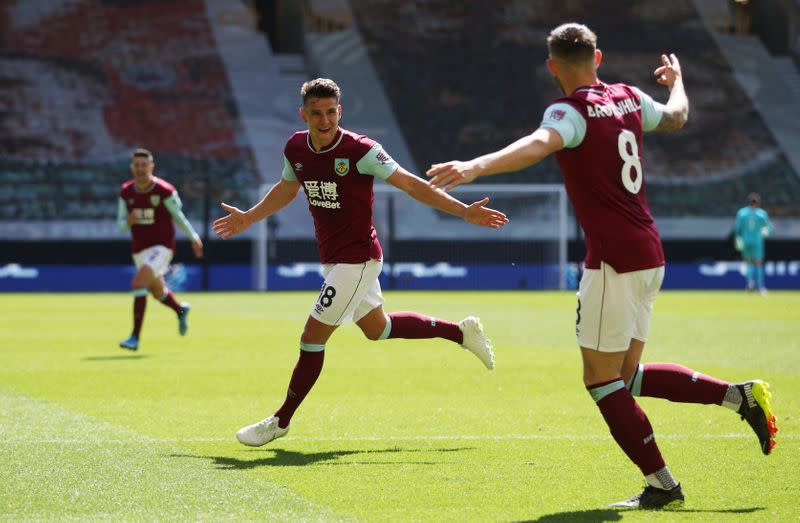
[655,110,685,132]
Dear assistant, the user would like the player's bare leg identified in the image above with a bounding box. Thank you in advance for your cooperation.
[119,265,157,350]
[149,276,191,335]
[620,338,646,383]
[356,305,494,370]
[236,316,336,447]
[622,339,777,455]
[582,347,683,509]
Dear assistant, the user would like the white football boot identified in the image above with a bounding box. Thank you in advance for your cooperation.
[459,316,495,370]
[235,415,289,447]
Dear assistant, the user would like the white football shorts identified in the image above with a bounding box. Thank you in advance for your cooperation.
[310,259,385,326]
[132,245,173,277]
[576,262,665,352]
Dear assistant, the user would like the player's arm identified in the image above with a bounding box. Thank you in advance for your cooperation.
[164,192,204,258]
[761,212,774,237]
[733,210,745,251]
[426,127,564,191]
[386,167,508,229]
[734,211,743,237]
[213,178,301,240]
[652,53,688,132]
[117,197,131,231]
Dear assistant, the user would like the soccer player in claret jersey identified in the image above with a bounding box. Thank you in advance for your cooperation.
[427,23,778,510]
[117,149,203,351]
[213,78,508,447]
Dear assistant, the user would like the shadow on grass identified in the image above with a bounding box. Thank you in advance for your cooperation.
[519,509,624,522]
[669,507,766,514]
[172,446,473,469]
[82,354,150,361]
[522,506,765,522]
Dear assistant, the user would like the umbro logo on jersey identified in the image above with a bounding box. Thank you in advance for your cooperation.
[295,163,303,170]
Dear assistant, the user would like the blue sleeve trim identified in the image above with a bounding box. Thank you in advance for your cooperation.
[282,155,298,181]
[356,143,398,180]
[117,198,130,231]
[540,103,586,148]
[633,87,664,132]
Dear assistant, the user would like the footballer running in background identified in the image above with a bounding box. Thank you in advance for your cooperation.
[213,78,508,447]
[117,148,203,351]
[427,23,777,510]
[734,192,773,294]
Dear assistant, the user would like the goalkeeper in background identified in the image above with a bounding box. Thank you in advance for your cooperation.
[734,192,773,293]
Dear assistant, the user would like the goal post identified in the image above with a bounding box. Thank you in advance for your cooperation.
[254,182,570,290]
[255,182,270,291]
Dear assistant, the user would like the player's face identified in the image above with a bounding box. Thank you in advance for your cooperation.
[301,97,342,148]
[130,157,154,186]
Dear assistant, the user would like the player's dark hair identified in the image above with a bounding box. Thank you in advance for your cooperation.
[748,192,760,206]
[301,78,341,104]
[547,23,597,64]
[131,148,153,162]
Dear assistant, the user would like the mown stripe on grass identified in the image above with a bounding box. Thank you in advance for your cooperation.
[6,433,794,444]
[0,389,347,521]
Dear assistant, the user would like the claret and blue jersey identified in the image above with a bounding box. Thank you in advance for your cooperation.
[281,127,399,264]
[539,82,666,273]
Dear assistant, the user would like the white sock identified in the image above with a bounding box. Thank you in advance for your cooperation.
[721,384,743,412]
[646,466,677,490]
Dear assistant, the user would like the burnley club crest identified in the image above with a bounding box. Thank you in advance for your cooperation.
[334,158,349,176]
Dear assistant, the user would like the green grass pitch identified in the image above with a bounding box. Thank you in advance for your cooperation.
[1,290,798,521]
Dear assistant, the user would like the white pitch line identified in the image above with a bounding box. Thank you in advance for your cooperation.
[5,433,794,444]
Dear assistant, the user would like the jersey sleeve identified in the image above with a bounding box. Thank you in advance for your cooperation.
[164,192,200,241]
[759,210,774,236]
[734,208,745,236]
[632,87,664,132]
[281,155,298,181]
[539,103,586,148]
[355,143,398,180]
[117,197,130,232]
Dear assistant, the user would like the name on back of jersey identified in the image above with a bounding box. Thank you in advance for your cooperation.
[304,180,341,209]
[587,97,641,119]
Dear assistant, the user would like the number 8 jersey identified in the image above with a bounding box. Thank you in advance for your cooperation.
[541,82,665,273]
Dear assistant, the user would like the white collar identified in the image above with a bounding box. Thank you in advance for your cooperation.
[133,179,156,194]
[306,129,344,154]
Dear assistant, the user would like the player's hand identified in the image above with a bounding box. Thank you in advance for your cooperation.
[463,198,509,229]
[191,238,204,258]
[734,236,744,252]
[126,211,138,226]
[654,53,682,90]
[212,203,251,239]
[426,160,478,192]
